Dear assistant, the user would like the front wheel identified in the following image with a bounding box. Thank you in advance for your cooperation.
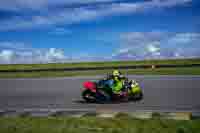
[82,89,96,103]
[129,91,143,101]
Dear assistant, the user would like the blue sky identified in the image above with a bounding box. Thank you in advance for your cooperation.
[0,0,199,64]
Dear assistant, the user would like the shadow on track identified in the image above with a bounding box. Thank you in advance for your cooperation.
[73,98,143,105]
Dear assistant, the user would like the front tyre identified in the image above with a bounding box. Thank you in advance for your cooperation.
[134,92,143,100]
[129,91,143,101]
[82,89,96,103]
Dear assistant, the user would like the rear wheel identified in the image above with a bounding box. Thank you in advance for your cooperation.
[82,89,96,103]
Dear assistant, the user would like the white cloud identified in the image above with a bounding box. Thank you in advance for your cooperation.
[118,48,129,54]
[0,42,109,64]
[0,31,200,64]
[0,0,120,11]
[113,32,200,60]
[174,52,181,57]
[0,0,193,31]
[168,33,200,44]
[0,50,16,63]
[147,43,160,53]
[120,31,164,45]
[0,42,69,64]
[44,48,65,62]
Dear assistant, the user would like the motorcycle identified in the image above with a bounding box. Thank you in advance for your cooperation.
[81,77,143,103]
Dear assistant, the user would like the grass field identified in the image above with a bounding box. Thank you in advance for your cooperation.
[0,58,199,78]
[0,115,199,133]
[0,67,200,78]
[0,58,200,71]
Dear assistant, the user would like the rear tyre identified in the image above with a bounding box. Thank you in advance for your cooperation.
[82,89,96,103]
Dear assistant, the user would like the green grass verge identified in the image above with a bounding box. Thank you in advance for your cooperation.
[0,58,200,71]
[0,67,200,78]
[0,116,200,133]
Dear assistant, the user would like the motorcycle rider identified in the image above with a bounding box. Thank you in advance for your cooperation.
[96,70,126,102]
[110,70,127,98]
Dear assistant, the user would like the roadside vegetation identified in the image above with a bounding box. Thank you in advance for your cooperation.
[0,58,199,78]
[0,67,200,78]
[0,58,199,71]
[0,115,200,133]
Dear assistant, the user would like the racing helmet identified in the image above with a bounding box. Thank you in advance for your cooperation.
[112,70,121,77]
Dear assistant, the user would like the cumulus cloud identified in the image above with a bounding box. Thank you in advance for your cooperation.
[44,48,65,62]
[113,32,200,60]
[0,50,16,63]
[120,31,164,46]
[168,33,200,44]
[0,31,200,64]
[0,42,69,64]
[0,0,193,31]
[0,0,192,11]
[147,43,160,53]
[0,0,120,11]
[0,42,109,64]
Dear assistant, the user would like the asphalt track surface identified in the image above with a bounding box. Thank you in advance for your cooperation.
[0,76,200,113]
